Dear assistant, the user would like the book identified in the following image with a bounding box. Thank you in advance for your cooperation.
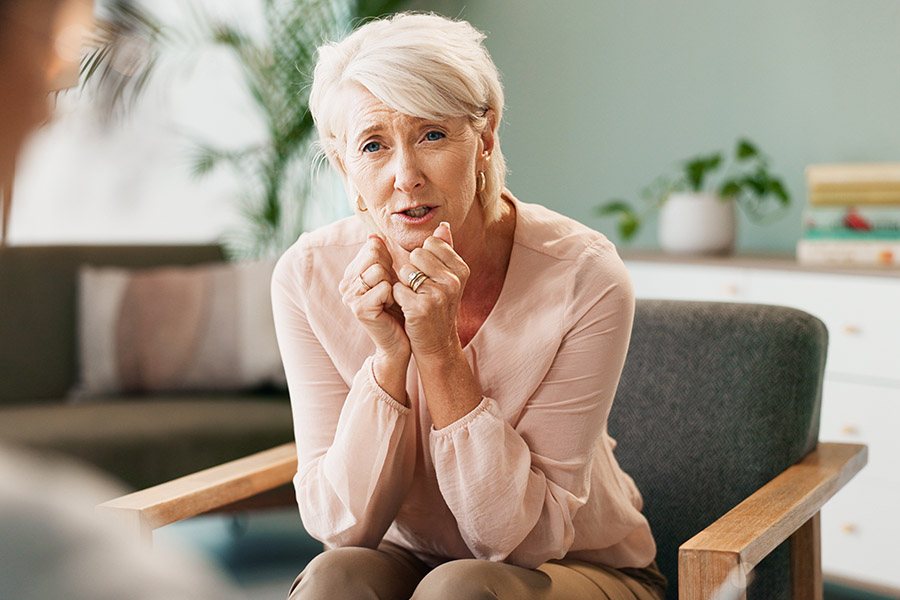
[802,206,900,239]
[799,163,900,268]
[796,238,900,267]
[806,163,900,193]
[808,189,900,206]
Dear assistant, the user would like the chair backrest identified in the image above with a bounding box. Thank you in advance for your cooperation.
[608,300,827,600]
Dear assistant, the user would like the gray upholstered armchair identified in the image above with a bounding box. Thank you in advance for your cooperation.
[98,300,866,599]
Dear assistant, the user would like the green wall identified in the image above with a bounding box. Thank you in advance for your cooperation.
[409,0,900,252]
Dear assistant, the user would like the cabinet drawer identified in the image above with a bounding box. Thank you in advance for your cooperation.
[748,271,900,381]
[822,477,900,590]
[820,378,900,484]
[626,262,751,301]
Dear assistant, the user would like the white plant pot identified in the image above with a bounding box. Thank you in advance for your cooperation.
[658,192,736,255]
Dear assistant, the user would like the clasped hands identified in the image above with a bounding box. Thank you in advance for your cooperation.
[339,222,470,364]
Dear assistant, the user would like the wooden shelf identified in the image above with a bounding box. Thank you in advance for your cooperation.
[620,250,900,279]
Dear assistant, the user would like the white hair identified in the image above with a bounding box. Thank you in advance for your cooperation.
[309,12,507,223]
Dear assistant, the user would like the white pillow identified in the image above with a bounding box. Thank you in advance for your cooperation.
[74,259,286,397]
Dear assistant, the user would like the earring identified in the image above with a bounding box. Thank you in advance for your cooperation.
[356,195,368,212]
[476,171,486,194]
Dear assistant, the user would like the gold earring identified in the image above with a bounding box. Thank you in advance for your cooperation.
[476,171,486,194]
[356,195,368,212]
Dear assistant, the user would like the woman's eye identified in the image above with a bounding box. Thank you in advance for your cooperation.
[362,141,381,153]
[424,131,445,142]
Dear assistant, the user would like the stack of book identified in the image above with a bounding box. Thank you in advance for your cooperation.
[797,163,900,267]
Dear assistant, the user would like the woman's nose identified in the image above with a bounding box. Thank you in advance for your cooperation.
[393,148,425,193]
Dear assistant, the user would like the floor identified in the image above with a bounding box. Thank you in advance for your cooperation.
[158,509,897,600]
[156,508,319,600]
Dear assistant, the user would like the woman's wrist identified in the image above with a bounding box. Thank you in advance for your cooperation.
[372,349,411,407]
[415,343,483,429]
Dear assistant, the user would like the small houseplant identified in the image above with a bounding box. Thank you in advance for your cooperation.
[597,138,790,254]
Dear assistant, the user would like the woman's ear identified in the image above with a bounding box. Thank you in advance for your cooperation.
[329,146,347,174]
[479,109,497,160]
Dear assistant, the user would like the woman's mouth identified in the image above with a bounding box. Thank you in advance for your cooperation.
[395,206,436,223]
[404,206,431,218]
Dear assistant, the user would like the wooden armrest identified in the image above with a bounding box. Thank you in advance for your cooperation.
[678,441,867,600]
[96,442,298,544]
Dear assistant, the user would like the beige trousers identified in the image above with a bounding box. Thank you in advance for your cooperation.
[288,542,667,600]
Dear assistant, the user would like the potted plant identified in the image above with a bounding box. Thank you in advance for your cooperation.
[81,0,406,259]
[597,138,790,255]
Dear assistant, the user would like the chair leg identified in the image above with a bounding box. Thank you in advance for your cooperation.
[790,512,822,600]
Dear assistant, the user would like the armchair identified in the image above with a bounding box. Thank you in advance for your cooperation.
[97,300,866,599]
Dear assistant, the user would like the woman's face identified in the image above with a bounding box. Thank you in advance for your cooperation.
[339,84,491,254]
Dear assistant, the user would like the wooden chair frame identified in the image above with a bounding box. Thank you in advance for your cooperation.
[97,441,866,600]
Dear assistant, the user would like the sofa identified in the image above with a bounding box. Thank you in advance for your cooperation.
[0,244,294,491]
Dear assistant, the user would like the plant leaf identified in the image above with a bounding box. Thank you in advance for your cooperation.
[596,201,641,241]
[619,214,640,240]
[684,153,722,191]
[736,138,759,160]
[596,200,633,216]
[770,179,790,205]
[719,180,742,198]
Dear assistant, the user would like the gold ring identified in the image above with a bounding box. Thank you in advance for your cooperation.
[358,273,372,292]
[408,270,428,292]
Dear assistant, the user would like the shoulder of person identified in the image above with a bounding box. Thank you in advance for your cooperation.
[271,216,367,295]
[513,197,620,265]
[510,197,632,309]
[274,216,366,272]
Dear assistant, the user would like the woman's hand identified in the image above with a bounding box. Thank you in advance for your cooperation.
[394,222,482,428]
[393,222,470,358]
[340,234,411,367]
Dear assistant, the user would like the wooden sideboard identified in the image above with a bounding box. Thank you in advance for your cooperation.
[622,251,900,594]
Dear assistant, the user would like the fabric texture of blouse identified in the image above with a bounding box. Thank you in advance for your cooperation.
[271,194,657,570]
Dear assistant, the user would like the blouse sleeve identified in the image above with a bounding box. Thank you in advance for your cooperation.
[271,246,416,549]
[429,243,635,568]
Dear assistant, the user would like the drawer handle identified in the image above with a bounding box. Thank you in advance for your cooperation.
[842,323,861,335]
[841,424,860,436]
[840,523,858,534]
[723,283,739,296]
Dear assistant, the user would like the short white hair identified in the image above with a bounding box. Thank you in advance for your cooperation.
[309,12,507,223]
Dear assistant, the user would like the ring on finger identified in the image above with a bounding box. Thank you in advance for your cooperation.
[358,273,372,292]
[408,270,428,292]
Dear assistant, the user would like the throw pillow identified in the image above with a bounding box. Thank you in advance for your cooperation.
[74,259,286,397]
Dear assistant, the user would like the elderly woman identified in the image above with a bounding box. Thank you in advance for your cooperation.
[271,12,665,600]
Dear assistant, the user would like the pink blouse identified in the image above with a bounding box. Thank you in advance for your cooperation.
[271,194,657,570]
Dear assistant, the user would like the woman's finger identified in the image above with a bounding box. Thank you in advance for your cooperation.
[432,221,452,246]
[397,262,438,296]
[368,234,396,274]
[360,261,392,288]
[420,237,468,281]
[405,247,467,293]
[392,279,418,307]
[340,235,395,296]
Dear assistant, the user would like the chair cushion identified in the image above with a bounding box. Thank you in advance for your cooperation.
[608,300,827,600]
[0,396,293,491]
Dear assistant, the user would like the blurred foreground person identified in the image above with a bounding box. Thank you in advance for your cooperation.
[0,445,241,600]
[0,1,241,598]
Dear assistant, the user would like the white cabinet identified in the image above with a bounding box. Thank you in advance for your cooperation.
[623,253,900,592]
[626,262,750,302]
[748,271,900,382]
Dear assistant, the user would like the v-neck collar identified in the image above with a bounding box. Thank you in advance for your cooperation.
[461,193,521,350]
